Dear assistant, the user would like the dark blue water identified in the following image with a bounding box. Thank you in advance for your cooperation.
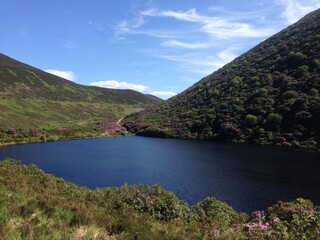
[0,136,319,213]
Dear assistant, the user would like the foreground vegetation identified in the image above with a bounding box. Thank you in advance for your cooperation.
[124,9,320,152]
[0,159,319,239]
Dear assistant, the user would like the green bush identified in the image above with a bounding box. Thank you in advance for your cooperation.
[192,197,247,229]
[282,90,299,99]
[244,114,258,127]
[309,88,319,96]
[266,113,283,130]
[254,88,268,98]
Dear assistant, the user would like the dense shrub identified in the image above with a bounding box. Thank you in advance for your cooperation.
[266,113,283,130]
[240,198,320,239]
[244,114,258,127]
[116,184,194,221]
[192,197,248,229]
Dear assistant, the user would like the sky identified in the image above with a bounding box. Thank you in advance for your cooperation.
[1,0,320,99]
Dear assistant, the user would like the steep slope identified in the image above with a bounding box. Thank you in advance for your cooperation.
[124,9,320,151]
[0,53,161,144]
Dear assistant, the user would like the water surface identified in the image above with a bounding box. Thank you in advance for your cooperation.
[0,136,319,213]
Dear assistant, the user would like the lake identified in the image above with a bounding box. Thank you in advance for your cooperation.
[0,136,319,213]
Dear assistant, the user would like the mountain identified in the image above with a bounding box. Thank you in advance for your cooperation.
[124,9,320,151]
[0,53,161,143]
[0,53,160,104]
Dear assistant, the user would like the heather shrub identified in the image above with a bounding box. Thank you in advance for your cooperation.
[192,197,248,230]
[116,184,194,221]
[267,198,320,239]
[240,198,320,239]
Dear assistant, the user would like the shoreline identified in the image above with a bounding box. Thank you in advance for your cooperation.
[0,131,132,148]
[1,131,319,154]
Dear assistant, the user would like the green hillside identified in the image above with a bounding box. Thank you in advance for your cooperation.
[0,53,160,104]
[0,53,161,144]
[0,159,319,239]
[124,9,320,151]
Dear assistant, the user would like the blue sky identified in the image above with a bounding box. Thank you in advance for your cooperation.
[1,0,319,99]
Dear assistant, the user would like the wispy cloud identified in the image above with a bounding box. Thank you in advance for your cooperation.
[90,80,149,92]
[114,5,280,76]
[45,69,75,81]
[141,8,206,22]
[201,20,274,38]
[115,14,149,40]
[140,8,275,39]
[155,53,221,68]
[218,48,238,63]
[113,1,318,80]
[59,39,76,49]
[277,0,320,24]
[161,40,210,49]
[146,47,238,75]
[114,21,130,40]
[115,20,179,40]
[148,91,177,99]
[88,21,105,31]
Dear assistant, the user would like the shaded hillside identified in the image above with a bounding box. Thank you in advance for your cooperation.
[124,9,320,151]
[1,159,319,239]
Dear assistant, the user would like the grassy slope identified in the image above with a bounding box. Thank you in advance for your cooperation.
[0,53,160,104]
[0,99,143,129]
[0,53,161,144]
[0,160,319,240]
[124,9,320,151]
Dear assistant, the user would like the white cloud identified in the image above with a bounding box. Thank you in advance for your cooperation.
[277,0,320,24]
[140,8,275,39]
[90,80,149,92]
[218,48,238,63]
[115,20,179,40]
[132,15,146,28]
[161,40,210,49]
[151,53,219,67]
[115,21,130,39]
[141,8,207,22]
[146,47,238,75]
[59,39,76,49]
[115,3,319,80]
[118,7,276,41]
[45,69,75,81]
[148,91,177,99]
[201,20,274,38]
[88,20,105,31]
[115,6,280,77]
